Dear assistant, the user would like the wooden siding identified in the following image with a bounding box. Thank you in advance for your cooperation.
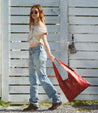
[0,0,2,97]
[68,0,98,100]
[2,0,98,103]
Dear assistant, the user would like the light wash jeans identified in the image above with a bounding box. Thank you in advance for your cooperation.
[29,45,61,107]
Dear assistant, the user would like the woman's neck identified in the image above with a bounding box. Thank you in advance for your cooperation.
[33,19,41,26]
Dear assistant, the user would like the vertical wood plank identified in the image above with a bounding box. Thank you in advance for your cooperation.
[0,0,2,97]
[2,0,9,102]
[60,0,68,80]
[59,0,68,102]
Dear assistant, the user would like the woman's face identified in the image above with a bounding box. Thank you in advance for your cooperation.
[31,7,39,20]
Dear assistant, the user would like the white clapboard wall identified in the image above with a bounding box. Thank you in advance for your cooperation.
[2,0,68,103]
[68,0,98,100]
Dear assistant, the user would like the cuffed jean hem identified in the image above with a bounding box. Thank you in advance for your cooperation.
[29,99,39,107]
[52,97,61,103]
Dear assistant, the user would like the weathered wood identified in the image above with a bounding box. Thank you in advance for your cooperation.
[59,0,68,76]
[10,25,60,33]
[9,86,98,94]
[9,68,29,75]
[9,68,55,76]
[70,60,98,68]
[10,42,60,50]
[9,86,60,93]
[9,94,98,103]
[10,59,53,67]
[9,94,52,103]
[69,17,98,25]
[69,52,98,60]
[84,78,98,86]
[10,33,60,42]
[69,25,98,34]
[58,0,68,102]
[69,8,98,16]
[69,0,98,7]
[9,77,58,85]
[68,0,98,101]
[10,16,60,24]
[74,69,98,77]
[75,95,98,100]
[0,0,2,97]
[2,0,9,102]
[10,7,60,16]
[5,0,98,103]
[75,43,98,51]
[69,34,98,43]
[10,0,59,6]
[10,50,60,59]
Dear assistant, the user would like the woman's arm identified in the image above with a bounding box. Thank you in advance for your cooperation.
[41,34,55,62]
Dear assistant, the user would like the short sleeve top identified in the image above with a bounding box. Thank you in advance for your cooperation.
[28,22,48,45]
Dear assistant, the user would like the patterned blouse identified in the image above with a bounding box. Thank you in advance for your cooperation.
[28,22,48,45]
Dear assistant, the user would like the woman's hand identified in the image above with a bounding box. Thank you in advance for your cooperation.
[49,54,55,62]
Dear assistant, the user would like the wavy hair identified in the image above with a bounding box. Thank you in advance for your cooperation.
[29,4,46,30]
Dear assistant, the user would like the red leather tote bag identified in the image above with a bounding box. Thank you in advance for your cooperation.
[52,59,90,102]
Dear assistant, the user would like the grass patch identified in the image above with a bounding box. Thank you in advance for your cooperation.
[39,102,51,106]
[64,100,98,112]
[64,100,98,106]
[0,100,10,107]
[73,108,91,112]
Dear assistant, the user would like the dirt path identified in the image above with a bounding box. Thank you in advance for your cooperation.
[0,104,98,113]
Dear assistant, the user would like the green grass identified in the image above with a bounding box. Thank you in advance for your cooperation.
[0,99,98,108]
[64,100,98,106]
[0,100,10,107]
[39,102,51,106]
[73,108,91,112]
[64,100,98,112]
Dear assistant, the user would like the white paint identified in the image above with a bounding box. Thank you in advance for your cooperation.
[0,0,2,97]
[68,0,98,101]
[2,0,9,102]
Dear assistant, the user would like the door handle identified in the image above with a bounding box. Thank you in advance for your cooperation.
[68,34,76,54]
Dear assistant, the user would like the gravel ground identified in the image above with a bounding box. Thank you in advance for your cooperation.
[0,104,98,113]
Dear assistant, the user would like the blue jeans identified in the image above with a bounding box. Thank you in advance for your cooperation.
[29,45,61,107]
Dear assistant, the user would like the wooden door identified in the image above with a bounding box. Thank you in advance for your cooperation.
[2,0,68,103]
[68,0,98,100]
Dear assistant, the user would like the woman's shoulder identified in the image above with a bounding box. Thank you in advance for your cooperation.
[38,22,48,35]
[39,21,46,28]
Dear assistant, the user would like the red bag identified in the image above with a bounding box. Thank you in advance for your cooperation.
[52,59,90,102]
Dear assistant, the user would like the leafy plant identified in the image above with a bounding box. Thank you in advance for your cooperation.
[0,100,10,107]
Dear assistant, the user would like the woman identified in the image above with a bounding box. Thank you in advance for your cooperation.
[23,4,62,111]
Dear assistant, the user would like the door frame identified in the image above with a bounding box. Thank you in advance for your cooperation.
[0,0,2,97]
[59,0,68,102]
[2,0,10,102]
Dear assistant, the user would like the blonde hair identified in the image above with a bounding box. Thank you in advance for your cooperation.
[29,4,46,30]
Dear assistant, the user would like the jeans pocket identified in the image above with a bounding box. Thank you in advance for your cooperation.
[39,50,47,61]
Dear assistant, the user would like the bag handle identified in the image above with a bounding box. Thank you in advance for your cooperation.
[53,58,80,81]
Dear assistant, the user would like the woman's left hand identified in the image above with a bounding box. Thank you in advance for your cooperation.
[49,54,55,62]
